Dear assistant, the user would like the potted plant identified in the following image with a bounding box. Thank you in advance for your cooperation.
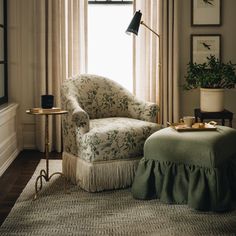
[184,55,236,112]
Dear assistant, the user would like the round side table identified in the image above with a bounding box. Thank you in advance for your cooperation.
[26,107,68,200]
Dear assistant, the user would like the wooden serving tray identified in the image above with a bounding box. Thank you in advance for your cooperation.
[168,122,217,132]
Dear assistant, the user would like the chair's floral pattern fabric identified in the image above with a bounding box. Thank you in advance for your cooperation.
[61,74,161,160]
[80,117,161,162]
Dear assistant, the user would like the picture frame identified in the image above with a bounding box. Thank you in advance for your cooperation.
[191,34,221,64]
[191,0,221,26]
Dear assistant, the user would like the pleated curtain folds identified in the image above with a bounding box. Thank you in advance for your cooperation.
[33,0,88,152]
[159,0,180,125]
[133,0,180,125]
[133,0,160,104]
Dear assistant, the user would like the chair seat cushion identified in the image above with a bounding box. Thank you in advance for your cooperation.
[80,117,161,162]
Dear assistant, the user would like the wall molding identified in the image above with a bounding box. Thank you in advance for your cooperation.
[0,132,17,152]
[0,103,18,127]
[232,117,236,128]
[22,122,36,149]
[0,149,20,177]
[0,103,21,176]
[0,138,20,176]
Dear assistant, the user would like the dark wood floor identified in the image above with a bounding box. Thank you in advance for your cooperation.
[0,150,61,226]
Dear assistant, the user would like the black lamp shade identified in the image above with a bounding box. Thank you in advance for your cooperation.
[126,10,142,35]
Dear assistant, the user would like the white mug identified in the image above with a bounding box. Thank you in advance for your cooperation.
[183,116,195,128]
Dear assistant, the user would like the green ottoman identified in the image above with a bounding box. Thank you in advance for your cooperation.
[132,126,236,211]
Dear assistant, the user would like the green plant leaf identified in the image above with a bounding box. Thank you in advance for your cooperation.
[184,55,236,89]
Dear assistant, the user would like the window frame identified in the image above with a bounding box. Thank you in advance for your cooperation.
[88,0,132,5]
[0,0,8,106]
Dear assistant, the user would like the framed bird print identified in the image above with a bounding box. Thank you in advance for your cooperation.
[191,34,221,64]
[191,0,221,26]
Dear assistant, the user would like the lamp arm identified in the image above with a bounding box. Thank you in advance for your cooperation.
[141,21,160,38]
[141,20,161,67]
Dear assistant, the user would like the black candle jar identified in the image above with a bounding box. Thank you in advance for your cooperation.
[41,95,54,109]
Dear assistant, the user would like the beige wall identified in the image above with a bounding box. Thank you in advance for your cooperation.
[179,0,236,127]
[8,0,36,148]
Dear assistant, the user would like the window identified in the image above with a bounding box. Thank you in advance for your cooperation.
[0,0,7,105]
[88,0,133,92]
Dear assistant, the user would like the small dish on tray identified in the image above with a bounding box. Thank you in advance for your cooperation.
[167,121,217,132]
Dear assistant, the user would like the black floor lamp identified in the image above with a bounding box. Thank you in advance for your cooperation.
[126,10,161,66]
[126,10,160,38]
[126,10,161,103]
[126,10,161,122]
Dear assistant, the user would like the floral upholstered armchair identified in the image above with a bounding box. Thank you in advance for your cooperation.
[61,74,161,192]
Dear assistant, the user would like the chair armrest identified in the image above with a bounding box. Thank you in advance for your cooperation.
[141,102,159,122]
[61,96,89,155]
[71,106,90,133]
[63,96,90,133]
[129,100,159,123]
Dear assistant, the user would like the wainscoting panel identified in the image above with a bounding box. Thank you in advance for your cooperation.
[0,103,21,176]
[232,118,236,129]
[22,123,36,149]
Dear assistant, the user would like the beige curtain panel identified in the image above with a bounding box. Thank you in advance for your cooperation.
[33,0,88,152]
[159,0,180,125]
[133,0,180,125]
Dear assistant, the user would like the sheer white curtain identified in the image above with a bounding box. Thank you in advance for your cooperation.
[133,0,160,105]
[133,0,180,125]
[33,0,88,152]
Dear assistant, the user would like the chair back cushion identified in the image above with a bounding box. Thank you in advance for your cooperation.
[62,74,133,119]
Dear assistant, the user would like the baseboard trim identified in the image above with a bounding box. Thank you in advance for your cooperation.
[0,148,20,177]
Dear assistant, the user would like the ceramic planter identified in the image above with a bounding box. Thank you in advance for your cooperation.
[200,88,224,112]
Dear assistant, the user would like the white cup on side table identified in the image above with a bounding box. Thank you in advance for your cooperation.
[183,116,195,128]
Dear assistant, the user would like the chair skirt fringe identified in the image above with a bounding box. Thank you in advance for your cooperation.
[62,152,141,192]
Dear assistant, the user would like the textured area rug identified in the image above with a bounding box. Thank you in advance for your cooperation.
[0,160,236,236]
